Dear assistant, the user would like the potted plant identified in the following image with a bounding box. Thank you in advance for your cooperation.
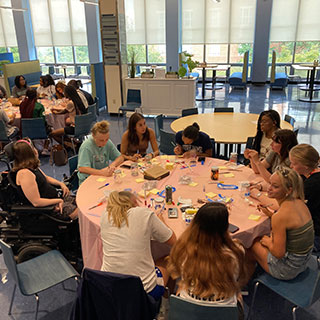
[127,47,137,78]
[178,51,199,78]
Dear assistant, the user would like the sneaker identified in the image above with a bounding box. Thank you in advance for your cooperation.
[41,148,51,156]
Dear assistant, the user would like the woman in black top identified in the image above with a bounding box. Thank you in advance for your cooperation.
[12,139,78,219]
[289,144,320,252]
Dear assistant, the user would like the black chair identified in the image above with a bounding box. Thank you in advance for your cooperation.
[294,128,299,137]
[88,103,97,123]
[64,155,79,192]
[118,89,142,126]
[214,107,234,113]
[181,108,198,117]
[238,136,255,164]
[284,114,296,128]
[94,96,100,115]
[0,120,10,144]
[154,114,164,142]
[159,129,175,155]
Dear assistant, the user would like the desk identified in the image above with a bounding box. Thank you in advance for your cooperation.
[76,156,271,270]
[170,113,292,144]
[297,64,320,103]
[204,65,231,90]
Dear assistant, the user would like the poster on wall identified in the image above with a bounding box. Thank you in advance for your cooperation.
[101,14,119,65]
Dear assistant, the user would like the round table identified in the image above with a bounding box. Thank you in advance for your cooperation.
[76,156,271,271]
[170,113,292,144]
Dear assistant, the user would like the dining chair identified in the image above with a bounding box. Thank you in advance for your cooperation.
[284,114,296,128]
[67,155,79,192]
[118,89,142,127]
[181,108,198,117]
[159,129,176,155]
[248,256,320,320]
[21,118,48,140]
[0,120,10,144]
[168,295,238,320]
[0,239,79,320]
[214,107,234,113]
[88,103,97,123]
[154,114,164,142]
[94,96,100,115]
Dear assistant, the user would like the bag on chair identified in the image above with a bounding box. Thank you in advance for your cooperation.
[50,144,68,166]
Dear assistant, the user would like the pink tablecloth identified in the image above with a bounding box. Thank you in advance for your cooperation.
[76,157,271,270]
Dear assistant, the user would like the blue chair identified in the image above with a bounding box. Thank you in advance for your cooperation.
[94,96,100,115]
[284,114,296,128]
[168,295,238,320]
[181,63,200,79]
[0,239,79,320]
[159,129,175,155]
[181,108,198,117]
[21,118,48,140]
[154,114,164,142]
[118,89,142,126]
[68,155,79,192]
[248,256,320,320]
[270,51,288,89]
[88,103,97,123]
[229,51,249,88]
[0,120,10,144]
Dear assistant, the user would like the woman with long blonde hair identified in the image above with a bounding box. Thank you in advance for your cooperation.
[100,191,176,301]
[167,202,246,318]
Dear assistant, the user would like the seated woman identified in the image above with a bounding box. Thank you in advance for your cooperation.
[20,88,45,118]
[12,139,78,219]
[245,129,297,183]
[0,84,7,99]
[78,121,124,185]
[101,190,176,301]
[174,122,212,158]
[68,79,93,106]
[120,113,159,161]
[251,110,281,160]
[167,202,246,318]
[37,75,55,98]
[289,144,320,252]
[50,85,87,145]
[55,81,66,100]
[250,168,314,280]
[12,75,28,98]
[0,105,19,139]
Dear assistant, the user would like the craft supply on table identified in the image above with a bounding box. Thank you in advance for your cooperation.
[165,185,173,204]
[98,183,110,190]
[248,214,261,221]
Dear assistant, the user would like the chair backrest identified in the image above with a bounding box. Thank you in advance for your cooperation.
[246,136,255,149]
[210,138,216,158]
[21,118,48,140]
[0,240,20,286]
[242,51,249,83]
[94,96,100,115]
[159,129,175,155]
[168,295,238,320]
[181,108,198,117]
[284,114,296,127]
[88,104,97,122]
[154,114,164,141]
[294,128,299,137]
[127,89,141,104]
[214,107,234,113]
[74,113,93,137]
[68,155,79,191]
[0,120,9,142]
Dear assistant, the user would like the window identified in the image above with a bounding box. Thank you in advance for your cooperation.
[8,47,20,62]
[29,0,89,66]
[268,42,294,64]
[182,45,204,63]
[125,0,166,64]
[206,44,228,63]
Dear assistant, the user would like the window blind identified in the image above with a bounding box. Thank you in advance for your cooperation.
[0,0,18,47]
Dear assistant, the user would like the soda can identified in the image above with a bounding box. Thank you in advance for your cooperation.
[211,166,219,180]
[165,185,173,204]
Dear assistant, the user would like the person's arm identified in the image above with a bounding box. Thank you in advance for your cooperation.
[174,132,183,155]
[198,148,212,157]
[148,128,160,158]
[153,211,177,247]
[17,169,62,207]
[249,150,272,182]
[260,212,286,259]
[40,169,69,196]
[250,188,279,212]
[120,131,140,161]
[12,87,18,98]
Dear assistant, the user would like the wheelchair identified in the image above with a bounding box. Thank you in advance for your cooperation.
[0,162,82,269]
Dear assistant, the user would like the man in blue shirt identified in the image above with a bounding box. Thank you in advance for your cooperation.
[78,121,124,185]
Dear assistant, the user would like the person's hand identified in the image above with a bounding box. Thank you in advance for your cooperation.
[133,153,142,161]
[250,181,263,192]
[244,148,252,159]
[101,166,115,177]
[257,204,273,217]
[54,199,64,214]
[260,235,271,248]
[247,150,259,163]
[174,145,182,155]
[250,188,262,200]
[60,182,70,197]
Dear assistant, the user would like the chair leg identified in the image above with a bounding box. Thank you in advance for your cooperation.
[292,306,298,320]
[8,283,16,315]
[71,138,76,155]
[247,281,260,320]
[34,293,39,320]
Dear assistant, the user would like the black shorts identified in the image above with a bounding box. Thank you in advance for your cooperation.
[64,126,75,135]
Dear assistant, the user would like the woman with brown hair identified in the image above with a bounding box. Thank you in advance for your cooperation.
[245,129,298,183]
[11,139,78,219]
[55,81,66,100]
[250,168,314,280]
[120,112,159,161]
[167,202,246,318]
[101,190,176,301]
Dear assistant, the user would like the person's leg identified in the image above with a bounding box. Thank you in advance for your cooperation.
[250,241,270,273]
[50,128,65,144]
[155,256,176,296]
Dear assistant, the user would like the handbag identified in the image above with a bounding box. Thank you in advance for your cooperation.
[50,144,68,166]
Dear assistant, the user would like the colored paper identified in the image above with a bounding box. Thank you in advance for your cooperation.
[97,178,107,182]
[135,178,145,183]
[138,190,150,197]
[224,173,235,178]
[205,192,217,198]
[189,182,198,187]
[150,188,161,195]
[248,214,261,221]
[219,166,228,170]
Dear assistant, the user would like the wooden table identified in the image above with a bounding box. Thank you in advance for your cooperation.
[76,156,271,270]
[170,112,292,144]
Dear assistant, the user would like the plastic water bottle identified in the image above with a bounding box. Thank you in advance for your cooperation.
[240,181,250,199]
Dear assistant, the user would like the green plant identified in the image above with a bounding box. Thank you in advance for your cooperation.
[181,51,199,73]
[127,46,137,78]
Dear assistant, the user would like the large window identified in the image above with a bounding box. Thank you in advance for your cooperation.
[269,0,320,76]
[0,0,19,62]
[29,0,89,72]
[181,0,256,68]
[125,0,166,65]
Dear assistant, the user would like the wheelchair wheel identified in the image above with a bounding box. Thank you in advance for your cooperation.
[16,244,52,263]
